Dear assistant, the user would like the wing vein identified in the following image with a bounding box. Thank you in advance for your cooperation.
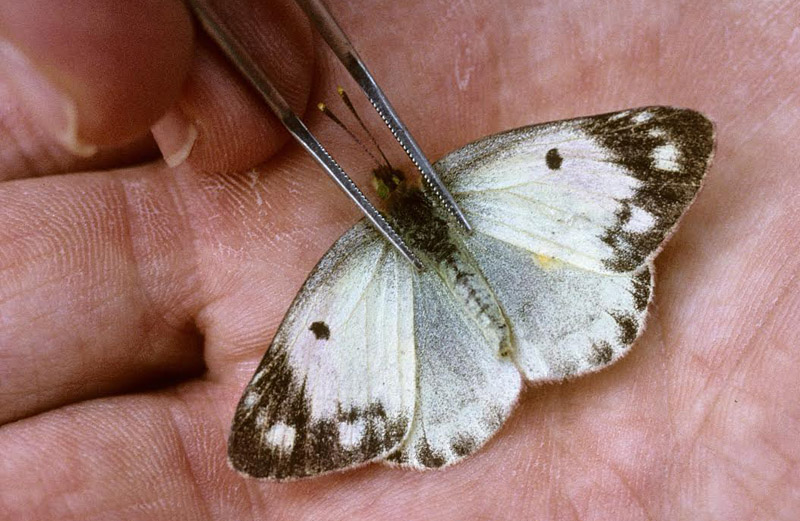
[283,230,380,354]
[338,245,389,328]
[475,190,614,229]
[465,212,607,264]
[455,178,631,203]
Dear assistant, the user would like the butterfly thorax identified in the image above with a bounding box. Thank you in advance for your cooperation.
[387,183,512,357]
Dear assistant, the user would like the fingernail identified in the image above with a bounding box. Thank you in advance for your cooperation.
[0,38,97,157]
[151,107,198,167]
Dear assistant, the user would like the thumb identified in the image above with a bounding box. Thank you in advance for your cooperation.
[0,0,193,156]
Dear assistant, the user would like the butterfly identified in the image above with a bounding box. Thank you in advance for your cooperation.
[227,106,714,480]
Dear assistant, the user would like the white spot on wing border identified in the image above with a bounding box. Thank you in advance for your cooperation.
[651,143,680,172]
[264,422,297,452]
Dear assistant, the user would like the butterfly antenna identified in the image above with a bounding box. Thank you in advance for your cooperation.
[337,87,394,169]
[318,102,384,167]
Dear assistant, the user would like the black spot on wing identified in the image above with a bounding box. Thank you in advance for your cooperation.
[227,343,408,480]
[451,434,478,457]
[583,107,714,272]
[632,267,652,312]
[589,341,614,366]
[610,311,639,346]
[415,437,447,468]
[385,449,406,464]
[309,321,330,340]
[545,147,563,170]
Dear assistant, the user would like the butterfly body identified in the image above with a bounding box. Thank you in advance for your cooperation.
[228,107,714,480]
[389,186,512,357]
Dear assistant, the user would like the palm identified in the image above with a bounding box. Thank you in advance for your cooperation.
[1,1,797,519]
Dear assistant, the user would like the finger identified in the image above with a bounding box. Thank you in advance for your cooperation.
[0,31,365,424]
[0,166,206,423]
[0,388,238,520]
[151,0,315,171]
[0,382,471,519]
[0,112,160,182]
[0,0,193,156]
[0,128,360,424]
[0,356,672,520]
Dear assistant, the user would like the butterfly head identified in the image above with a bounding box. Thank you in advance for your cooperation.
[371,163,406,200]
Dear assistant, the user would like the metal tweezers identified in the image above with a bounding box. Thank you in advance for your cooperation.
[185,0,471,270]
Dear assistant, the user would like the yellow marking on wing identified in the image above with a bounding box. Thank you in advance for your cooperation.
[533,253,562,270]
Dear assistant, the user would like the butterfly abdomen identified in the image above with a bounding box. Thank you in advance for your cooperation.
[390,186,512,357]
[437,251,512,357]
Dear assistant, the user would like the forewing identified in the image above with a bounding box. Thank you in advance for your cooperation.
[436,106,713,382]
[439,107,714,273]
[228,222,416,480]
[387,267,522,468]
[464,232,652,381]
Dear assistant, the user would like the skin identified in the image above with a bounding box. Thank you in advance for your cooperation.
[0,0,798,519]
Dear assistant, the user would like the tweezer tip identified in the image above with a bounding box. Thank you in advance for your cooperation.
[412,160,473,232]
[457,213,472,232]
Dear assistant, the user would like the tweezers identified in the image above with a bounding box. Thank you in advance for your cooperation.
[185,0,471,270]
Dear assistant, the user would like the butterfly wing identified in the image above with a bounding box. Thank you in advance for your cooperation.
[230,106,714,477]
[464,232,653,380]
[387,267,522,468]
[440,107,714,274]
[439,106,713,381]
[228,222,416,480]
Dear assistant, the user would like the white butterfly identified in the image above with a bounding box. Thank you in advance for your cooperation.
[228,106,714,480]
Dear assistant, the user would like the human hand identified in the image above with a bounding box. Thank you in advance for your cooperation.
[1,1,798,519]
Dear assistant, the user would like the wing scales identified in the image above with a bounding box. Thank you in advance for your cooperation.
[388,267,521,468]
[463,232,652,381]
[436,106,712,381]
[230,106,714,479]
[441,106,714,274]
[229,222,416,480]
